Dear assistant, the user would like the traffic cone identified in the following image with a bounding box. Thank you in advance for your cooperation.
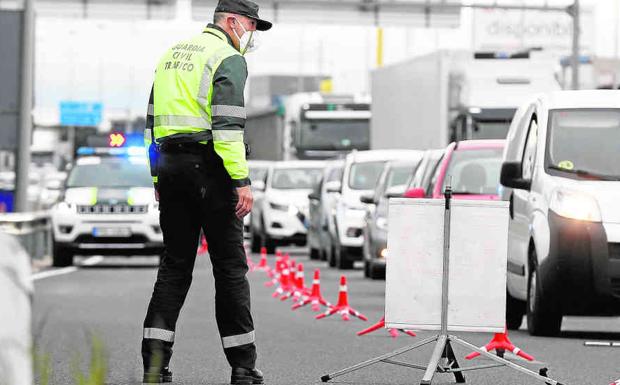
[316,276,368,322]
[290,263,307,303]
[264,257,282,287]
[272,264,293,299]
[197,234,208,255]
[357,317,416,338]
[255,247,270,273]
[465,329,534,361]
[292,269,331,311]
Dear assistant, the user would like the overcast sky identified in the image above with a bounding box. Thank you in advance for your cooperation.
[30,0,620,126]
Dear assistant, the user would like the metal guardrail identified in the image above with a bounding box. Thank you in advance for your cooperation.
[0,211,51,260]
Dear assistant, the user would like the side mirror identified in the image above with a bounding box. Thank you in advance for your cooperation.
[500,162,531,190]
[404,187,426,199]
[308,192,320,201]
[360,193,375,204]
[325,180,342,193]
[253,180,266,192]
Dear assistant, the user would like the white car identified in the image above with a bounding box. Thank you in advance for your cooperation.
[308,159,345,260]
[51,150,163,266]
[328,150,422,269]
[250,161,324,253]
[246,160,272,248]
[501,90,620,336]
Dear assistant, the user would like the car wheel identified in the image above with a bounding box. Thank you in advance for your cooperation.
[526,250,562,336]
[52,242,73,267]
[336,246,354,270]
[328,245,336,268]
[364,260,371,278]
[506,290,526,330]
[368,261,385,280]
[250,230,262,253]
[310,247,320,260]
[264,236,277,254]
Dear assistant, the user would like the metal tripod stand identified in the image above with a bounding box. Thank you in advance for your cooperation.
[320,185,565,385]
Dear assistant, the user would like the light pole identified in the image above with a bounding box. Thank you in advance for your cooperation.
[14,0,35,212]
[569,0,581,90]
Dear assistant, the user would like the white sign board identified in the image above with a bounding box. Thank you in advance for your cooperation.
[385,199,509,333]
[473,7,594,56]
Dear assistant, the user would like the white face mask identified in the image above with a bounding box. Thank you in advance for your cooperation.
[232,17,259,55]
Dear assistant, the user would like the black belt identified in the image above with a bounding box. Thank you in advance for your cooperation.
[159,142,206,154]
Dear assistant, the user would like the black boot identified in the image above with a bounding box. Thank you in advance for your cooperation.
[231,367,264,385]
[143,367,172,383]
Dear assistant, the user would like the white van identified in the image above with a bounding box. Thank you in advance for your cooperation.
[501,90,620,336]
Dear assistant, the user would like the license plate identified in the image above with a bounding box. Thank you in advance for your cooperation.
[92,227,131,237]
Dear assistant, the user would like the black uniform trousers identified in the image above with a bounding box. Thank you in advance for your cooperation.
[142,141,256,371]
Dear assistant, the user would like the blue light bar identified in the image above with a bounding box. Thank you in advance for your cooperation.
[77,147,95,155]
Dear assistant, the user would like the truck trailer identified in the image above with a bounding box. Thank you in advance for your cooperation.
[370,50,560,150]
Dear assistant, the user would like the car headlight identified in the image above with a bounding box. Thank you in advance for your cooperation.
[375,216,388,231]
[56,201,73,211]
[549,189,601,222]
[288,205,299,216]
[269,202,289,211]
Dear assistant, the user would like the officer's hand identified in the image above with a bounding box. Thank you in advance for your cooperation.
[235,186,253,219]
[154,189,160,202]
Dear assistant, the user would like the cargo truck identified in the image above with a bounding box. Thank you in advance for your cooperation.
[245,92,371,161]
[370,50,560,150]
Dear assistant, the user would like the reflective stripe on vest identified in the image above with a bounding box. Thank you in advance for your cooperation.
[153,29,239,142]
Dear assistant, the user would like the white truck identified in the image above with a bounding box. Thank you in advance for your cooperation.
[370,50,560,150]
[245,92,371,161]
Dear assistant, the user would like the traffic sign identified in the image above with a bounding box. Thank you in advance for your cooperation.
[60,101,103,127]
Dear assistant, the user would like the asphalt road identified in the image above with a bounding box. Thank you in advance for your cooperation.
[33,248,620,385]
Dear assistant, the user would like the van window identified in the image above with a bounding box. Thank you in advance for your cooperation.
[522,119,538,180]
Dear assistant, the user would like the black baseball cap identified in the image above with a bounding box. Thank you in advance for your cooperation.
[215,0,272,31]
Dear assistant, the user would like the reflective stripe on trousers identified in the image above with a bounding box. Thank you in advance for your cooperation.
[143,328,175,343]
[222,330,255,349]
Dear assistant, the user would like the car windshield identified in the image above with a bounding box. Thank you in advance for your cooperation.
[299,120,370,150]
[386,165,415,189]
[442,148,503,195]
[348,161,386,190]
[547,109,620,179]
[249,166,268,183]
[271,168,322,189]
[67,157,152,188]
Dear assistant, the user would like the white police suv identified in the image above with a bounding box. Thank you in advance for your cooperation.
[51,147,163,266]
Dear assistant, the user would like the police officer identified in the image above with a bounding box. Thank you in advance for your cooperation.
[141,1,271,383]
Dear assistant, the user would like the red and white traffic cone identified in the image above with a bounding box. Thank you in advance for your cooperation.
[273,264,293,299]
[610,379,620,385]
[292,269,331,311]
[264,257,282,287]
[316,275,368,322]
[255,247,270,273]
[290,263,307,303]
[465,329,534,361]
[357,317,416,338]
[197,234,208,255]
[245,245,255,272]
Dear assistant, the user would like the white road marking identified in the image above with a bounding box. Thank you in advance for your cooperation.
[32,256,104,281]
[32,267,78,281]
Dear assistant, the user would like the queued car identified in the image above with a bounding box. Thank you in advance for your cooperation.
[501,90,620,336]
[403,149,445,199]
[250,161,324,253]
[308,159,345,260]
[425,140,505,200]
[361,159,420,279]
[328,150,422,269]
[51,147,163,267]
[246,160,272,250]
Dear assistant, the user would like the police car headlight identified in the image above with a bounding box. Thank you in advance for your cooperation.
[287,205,299,216]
